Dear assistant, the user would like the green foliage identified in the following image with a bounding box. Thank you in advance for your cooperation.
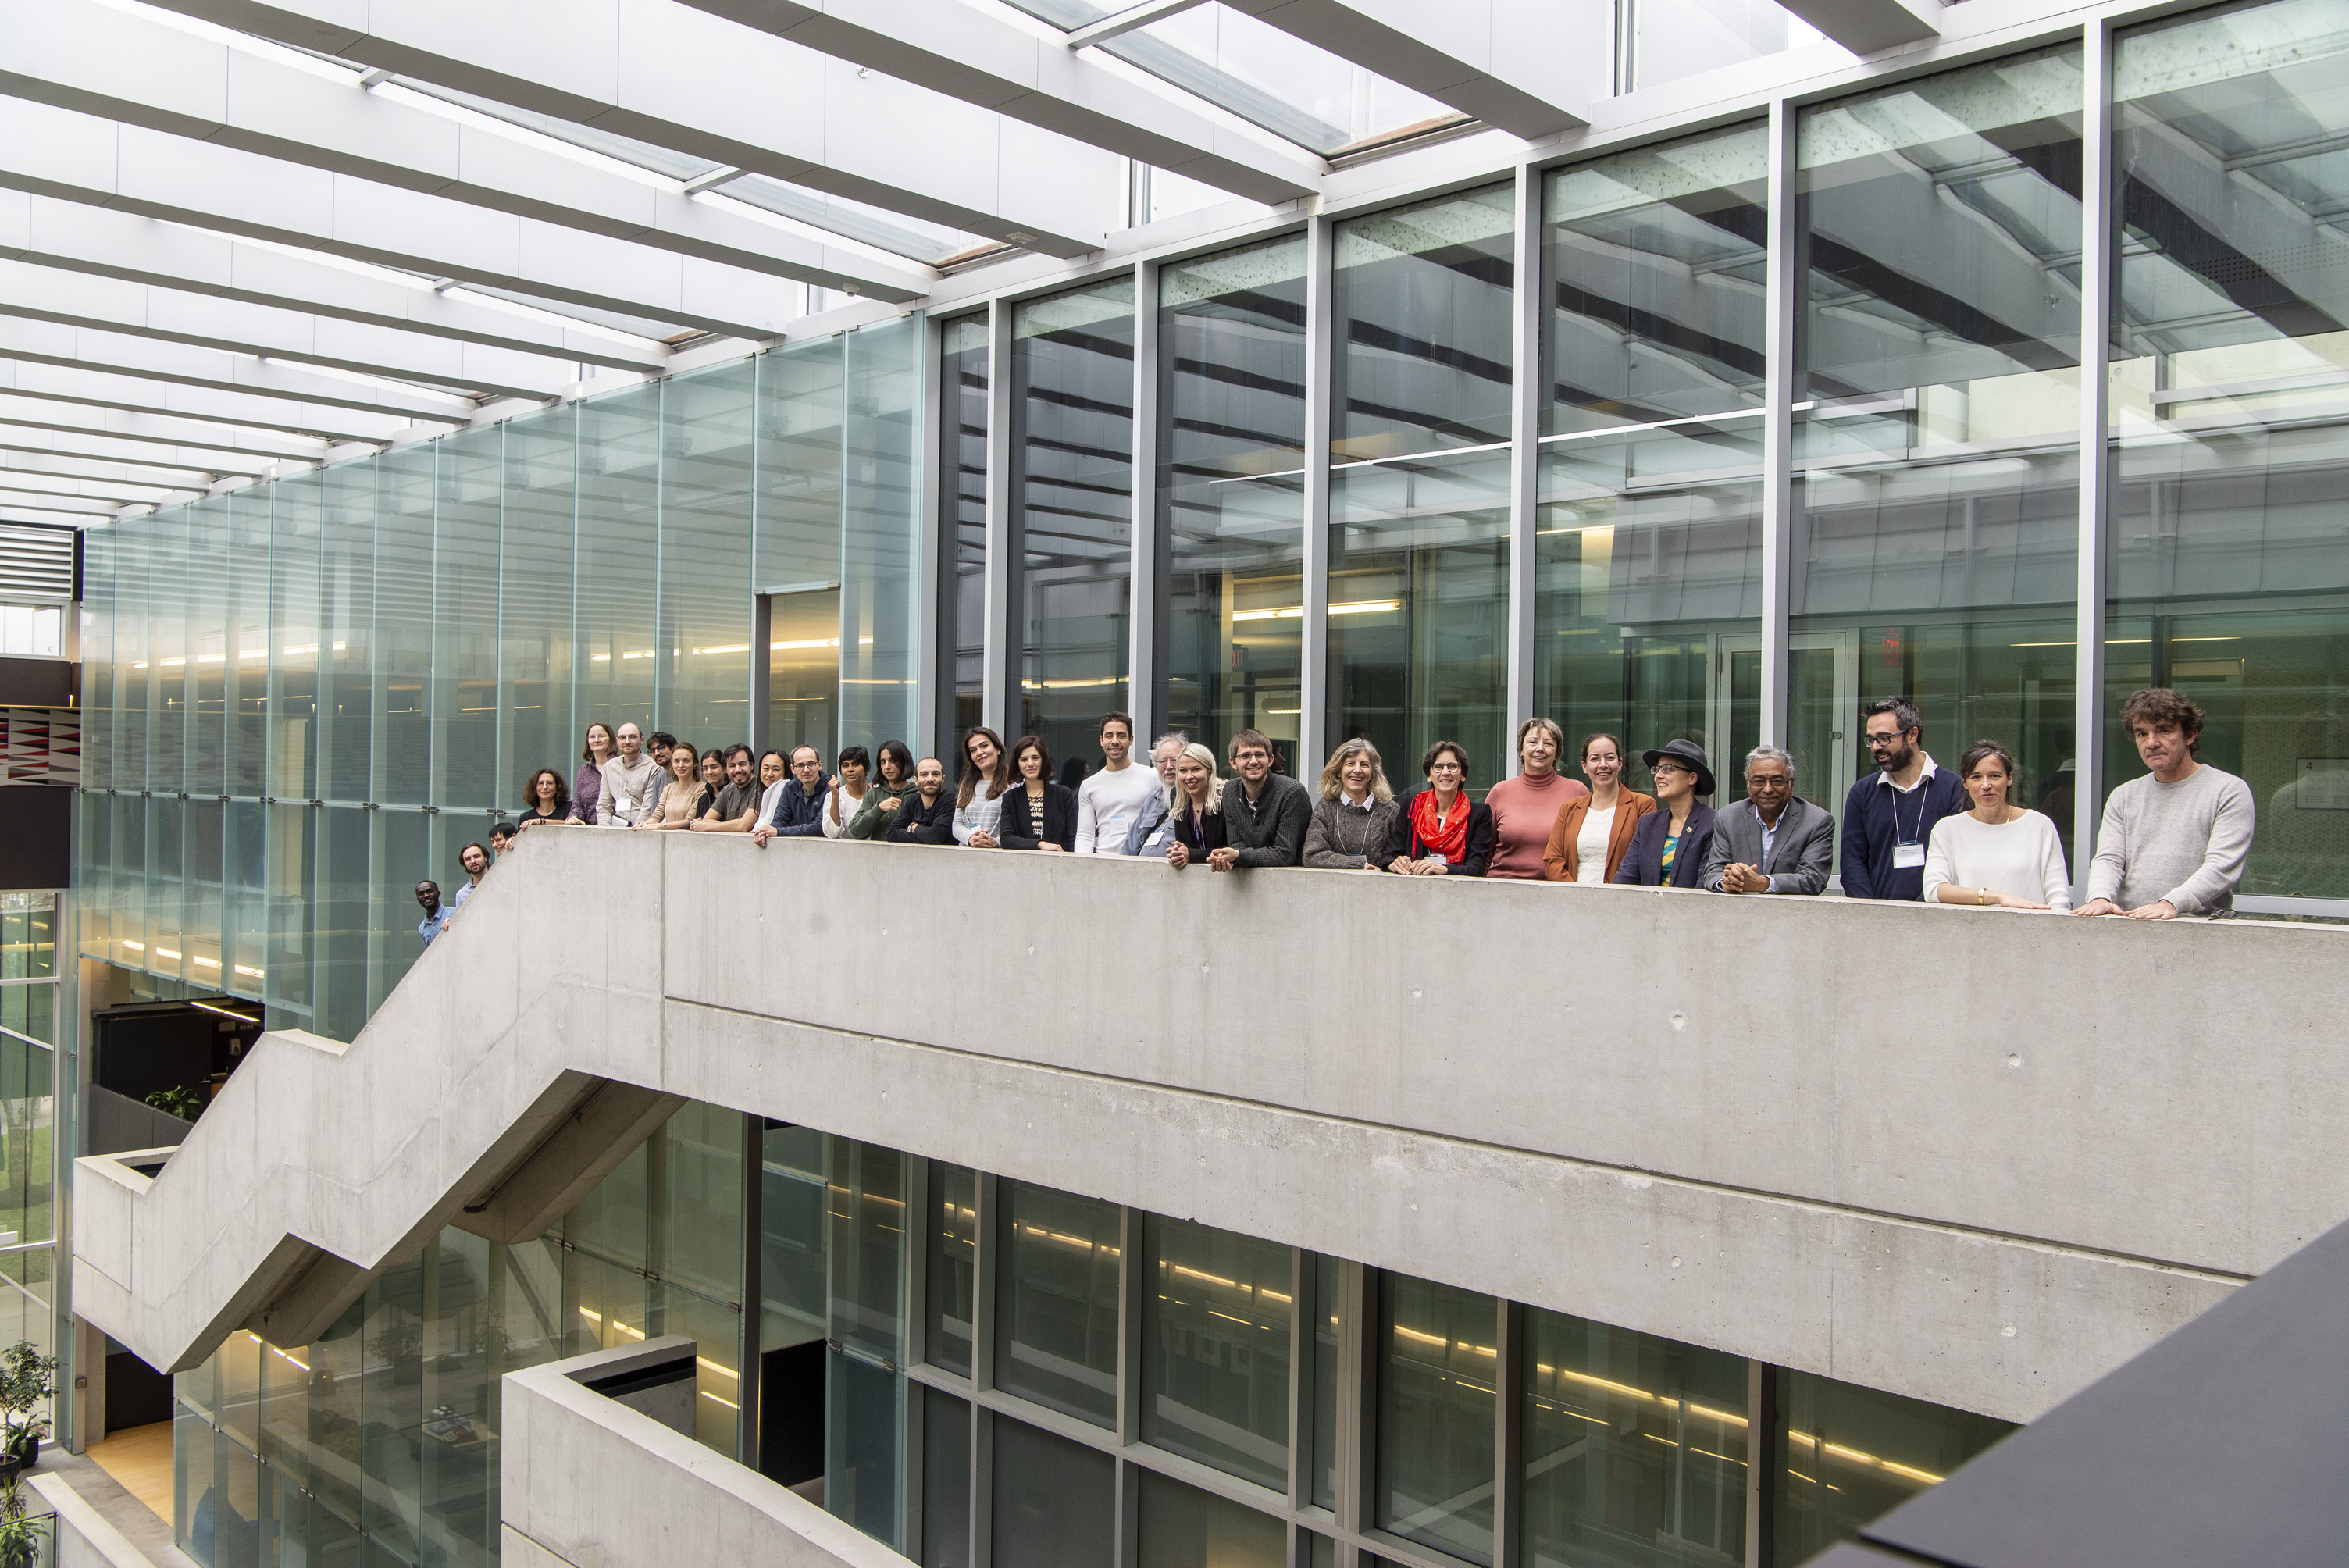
[0,1345,54,1452]
[144,1085,205,1121]
[0,1484,42,1565]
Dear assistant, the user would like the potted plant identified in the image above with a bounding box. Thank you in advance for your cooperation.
[0,1475,41,1566]
[0,1346,55,1470]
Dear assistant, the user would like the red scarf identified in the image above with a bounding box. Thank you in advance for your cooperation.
[1410,789,1470,863]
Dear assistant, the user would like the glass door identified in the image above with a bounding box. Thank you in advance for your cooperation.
[1711,631,1856,823]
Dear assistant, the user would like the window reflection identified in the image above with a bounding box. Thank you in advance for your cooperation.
[1140,1215,1291,1488]
[1376,1274,1497,1566]
[2109,0,2349,899]
[1331,184,1516,782]
[1773,1367,2013,1563]
[994,1180,1121,1427]
[1014,278,1135,769]
[941,316,989,749]
[1161,236,1308,762]
[1794,45,2085,853]
[1524,1310,1748,1568]
[1538,124,1769,798]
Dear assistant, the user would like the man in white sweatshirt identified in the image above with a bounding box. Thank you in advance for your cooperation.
[2078,687,2255,918]
[1073,711,1163,854]
[597,722,663,826]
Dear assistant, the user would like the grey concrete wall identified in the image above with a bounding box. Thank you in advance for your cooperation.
[502,1341,911,1568]
[74,825,2349,1426]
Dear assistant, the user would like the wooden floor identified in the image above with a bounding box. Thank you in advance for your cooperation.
[85,1421,174,1527]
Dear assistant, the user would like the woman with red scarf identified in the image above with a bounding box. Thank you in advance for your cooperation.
[1381,739,1494,875]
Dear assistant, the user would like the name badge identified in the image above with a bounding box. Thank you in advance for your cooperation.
[1893,841,1926,869]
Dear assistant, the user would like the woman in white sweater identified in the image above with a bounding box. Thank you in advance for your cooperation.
[952,726,1011,846]
[1923,739,2073,910]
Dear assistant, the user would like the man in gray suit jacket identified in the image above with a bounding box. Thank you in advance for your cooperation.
[1701,745,1835,894]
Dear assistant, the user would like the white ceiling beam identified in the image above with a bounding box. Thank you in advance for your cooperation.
[0,315,476,426]
[137,0,1135,258]
[0,0,933,302]
[0,501,109,524]
[679,0,1323,201]
[0,426,274,481]
[0,389,337,464]
[1221,0,1591,140]
[0,486,116,517]
[0,254,581,404]
[0,194,668,376]
[0,457,201,507]
[0,95,829,340]
[0,444,217,494]
[0,360,422,445]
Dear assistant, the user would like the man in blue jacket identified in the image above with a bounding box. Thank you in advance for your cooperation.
[1841,697,1967,900]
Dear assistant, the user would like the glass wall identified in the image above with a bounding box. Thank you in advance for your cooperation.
[1329,184,1517,785]
[941,315,989,754]
[0,895,58,1440]
[1536,124,1770,802]
[1795,45,2086,853]
[1159,235,1309,761]
[77,319,923,1039]
[2108,0,2349,900]
[1013,276,1136,768]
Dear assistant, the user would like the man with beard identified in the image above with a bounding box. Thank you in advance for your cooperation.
[1840,697,1967,900]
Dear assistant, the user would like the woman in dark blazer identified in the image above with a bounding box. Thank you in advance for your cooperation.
[1381,739,1494,876]
[999,734,1078,851]
[1615,739,1716,888]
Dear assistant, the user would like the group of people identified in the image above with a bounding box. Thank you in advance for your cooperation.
[414,687,2255,946]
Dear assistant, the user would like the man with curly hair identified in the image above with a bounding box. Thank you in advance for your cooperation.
[2079,687,2255,918]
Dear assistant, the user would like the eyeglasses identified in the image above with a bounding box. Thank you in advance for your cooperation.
[1864,732,1910,750]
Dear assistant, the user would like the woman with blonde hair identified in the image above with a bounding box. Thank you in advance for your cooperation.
[1304,736,1399,870]
[1163,743,1227,870]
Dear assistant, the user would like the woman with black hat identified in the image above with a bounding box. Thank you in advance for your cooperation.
[1614,739,1717,888]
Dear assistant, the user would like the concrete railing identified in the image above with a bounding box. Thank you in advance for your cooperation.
[501,1338,911,1568]
[73,825,2349,1420]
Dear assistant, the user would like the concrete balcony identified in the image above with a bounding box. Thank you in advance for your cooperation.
[73,826,2349,1424]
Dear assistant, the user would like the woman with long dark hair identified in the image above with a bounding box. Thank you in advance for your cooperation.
[998,735,1077,851]
[849,740,918,839]
[954,727,1013,847]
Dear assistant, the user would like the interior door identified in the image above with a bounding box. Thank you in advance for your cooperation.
[1711,631,1857,829]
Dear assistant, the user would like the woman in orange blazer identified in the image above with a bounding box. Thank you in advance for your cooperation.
[1542,732,1656,883]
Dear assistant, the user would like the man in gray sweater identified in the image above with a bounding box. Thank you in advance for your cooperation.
[2080,688,2255,918]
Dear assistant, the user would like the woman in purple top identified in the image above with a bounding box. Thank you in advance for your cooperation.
[570,722,614,825]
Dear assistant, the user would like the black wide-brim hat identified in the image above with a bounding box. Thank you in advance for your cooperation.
[1641,738,1716,798]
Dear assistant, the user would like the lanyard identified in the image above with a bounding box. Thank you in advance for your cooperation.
[1891,779,1926,845]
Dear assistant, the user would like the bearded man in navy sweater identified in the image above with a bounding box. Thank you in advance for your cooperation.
[1841,698,1968,900]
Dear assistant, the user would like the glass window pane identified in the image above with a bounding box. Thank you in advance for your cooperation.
[1312,1254,1339,1512]
[989,1417,1114,1566]
[842,315,923,752]
[495,415,568,807]
[1376,1273,1496,1566]
[576,388,662,741]
[1160,235,1308,761]
[925,1163,977,1377]
[1141,1215,1290,1489]
[993,1179,1121,1427]
[761,1123,829,1353]
[183,498,228,799]
[921,1385,971,1568]
[1331,186,1516,782]
[660,362,757,745]
[829,1139,905,1363]
[1538,125,1769,806]
[942,315,989,750]
[1773,1367,2014,1563]
[317,464,373,806]
[2108,0,2349,900]
[651,1101,742,1304]
[1014,277,1135,768]
[828,1349,904,1550]
[226,494,269,800]
[757,338,845,749]
[1136,1470,1285,1568]
[267,478,321,804]
[1794,47,2085,864]
[374,447,435,807]
[1524,1310,1748,1568]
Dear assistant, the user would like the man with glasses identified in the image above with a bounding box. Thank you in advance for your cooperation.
[1207,729,1310,871]
[1702,747,1834,895]
[1841,697,1967,900]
